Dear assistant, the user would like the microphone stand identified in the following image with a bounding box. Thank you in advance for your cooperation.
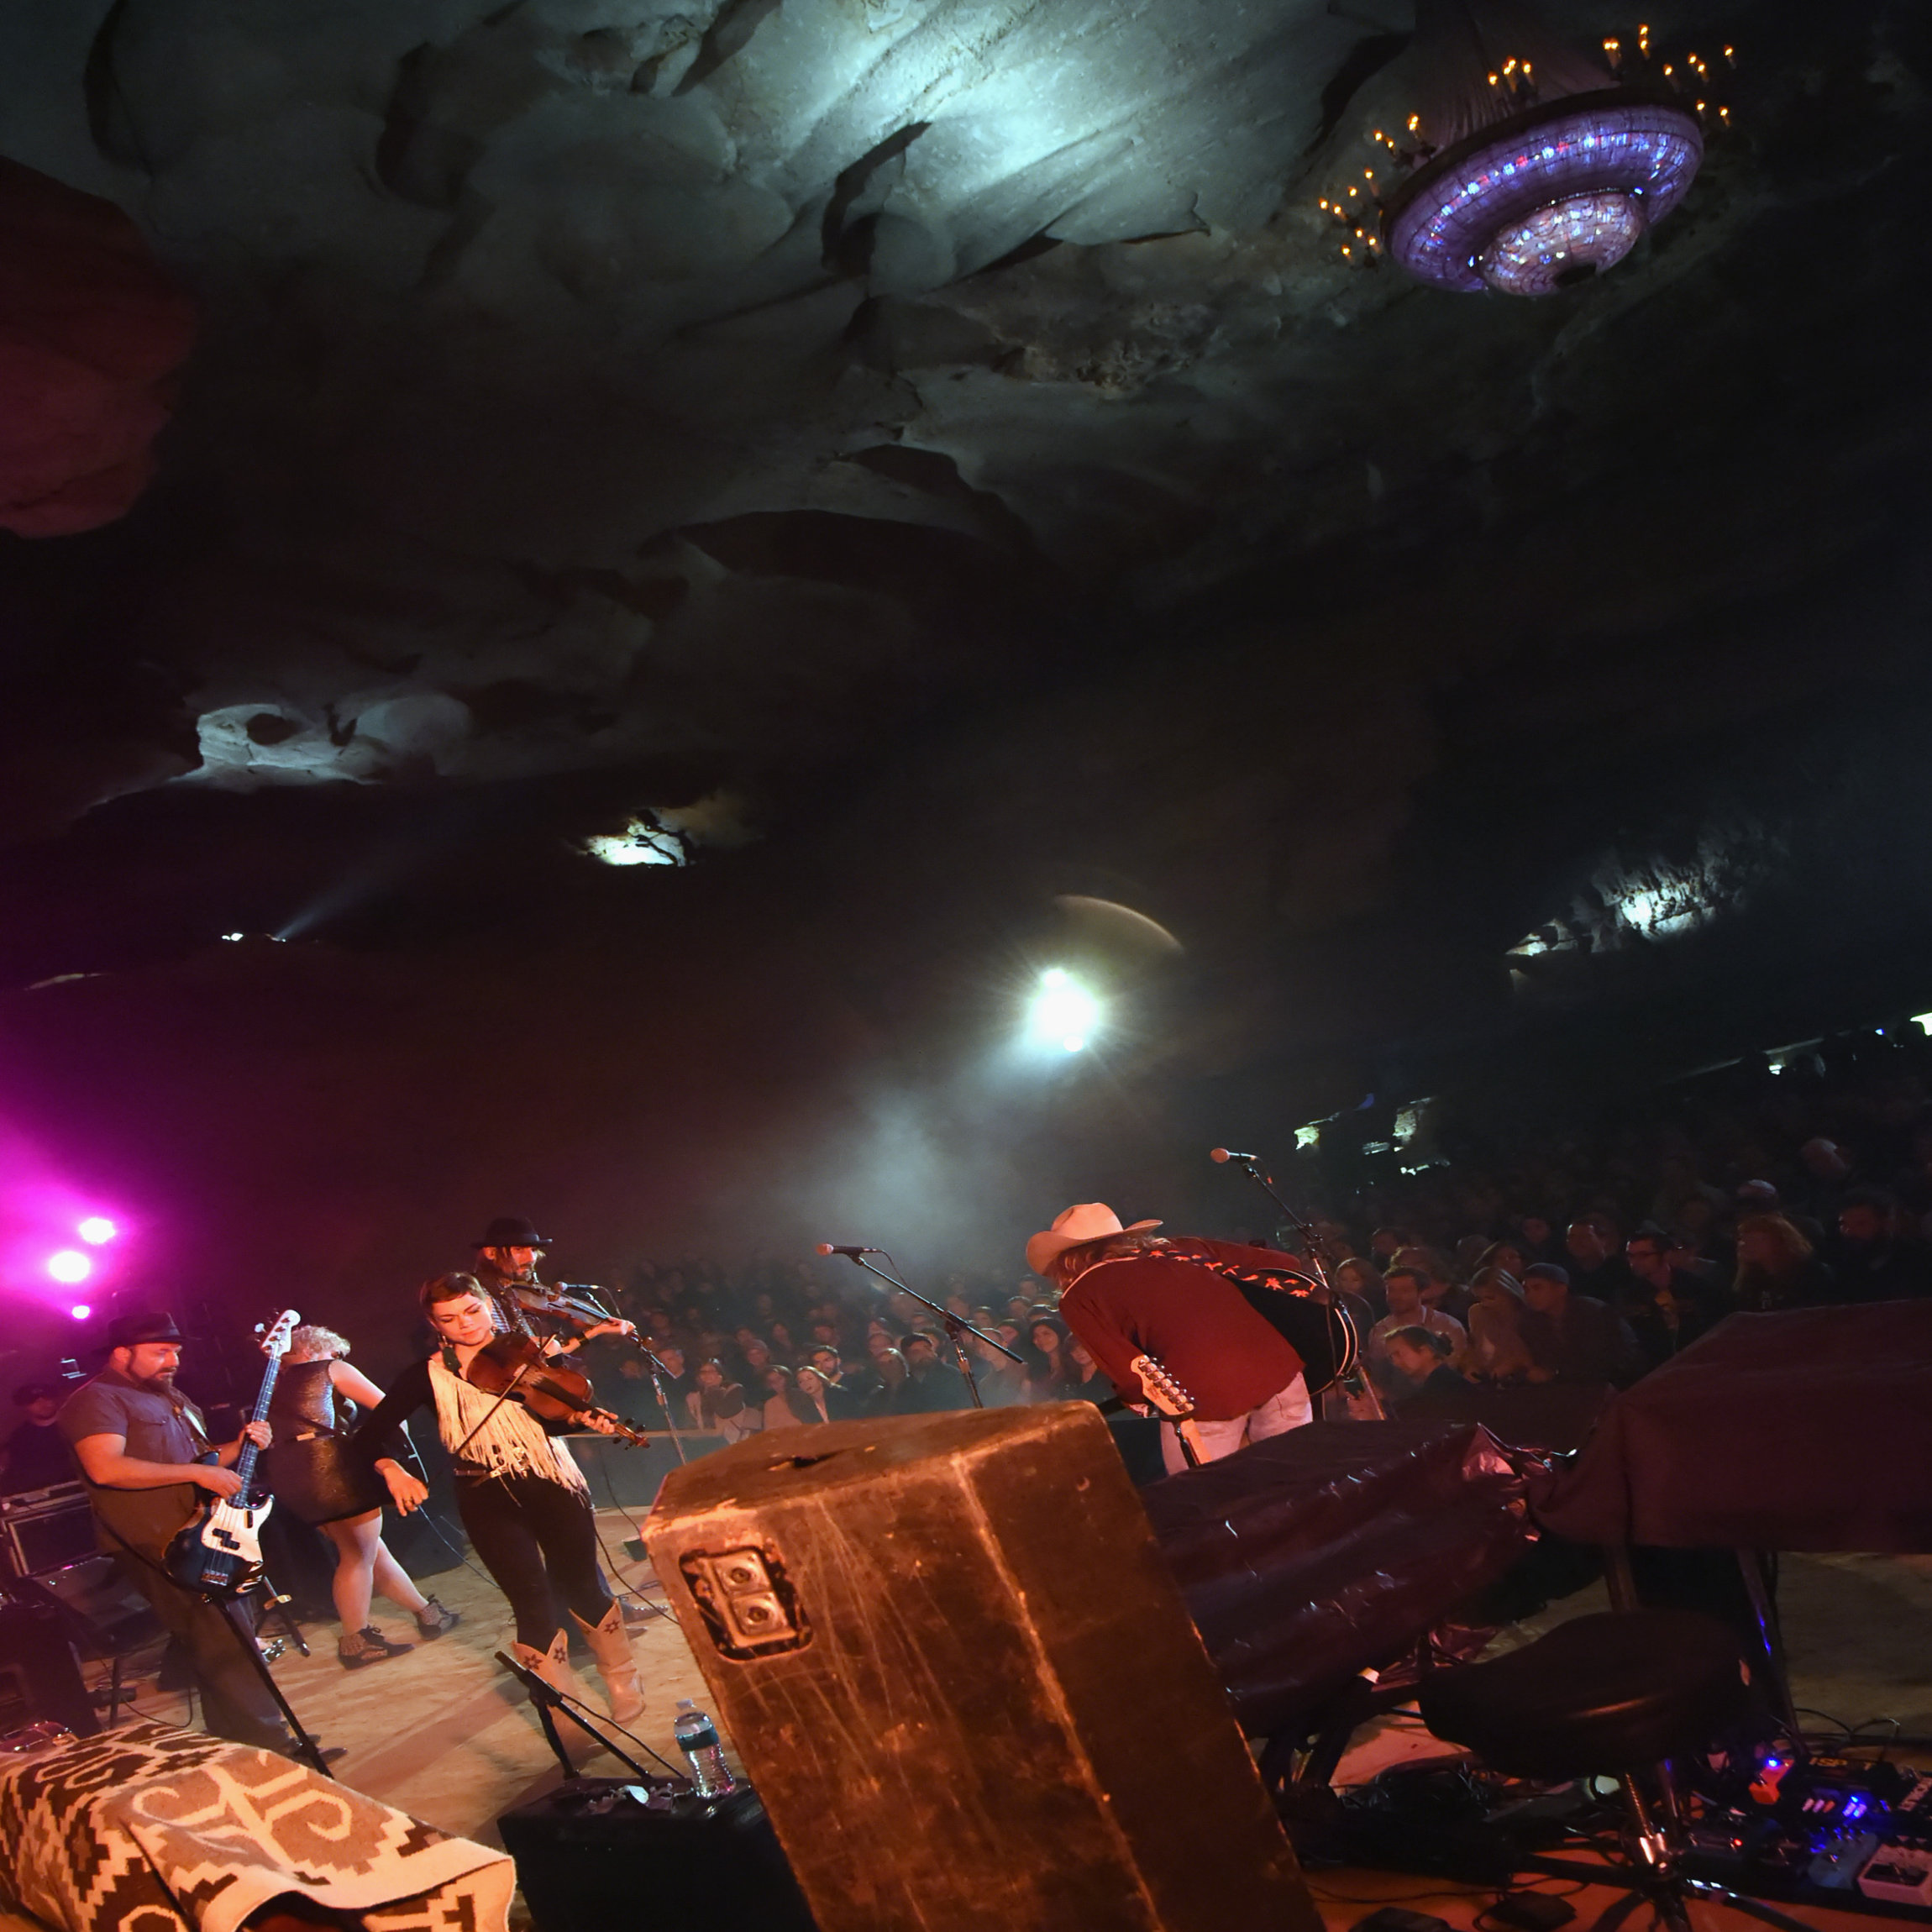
[634,1344,690,1466]
[1215,1149,1388,1421]
[496,1649,657,1782]
[1218,1152,1333,1294]
[829,1253,1022,1410]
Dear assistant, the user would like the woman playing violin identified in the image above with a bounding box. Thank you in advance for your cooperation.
[352,1273,646,1724]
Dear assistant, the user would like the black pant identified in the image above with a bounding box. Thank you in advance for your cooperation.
[455,1472,612,1649]
[116,1550,287,1749]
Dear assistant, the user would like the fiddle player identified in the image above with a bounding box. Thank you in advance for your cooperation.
[472,1214,637,1354]
[352,1273,646,1724]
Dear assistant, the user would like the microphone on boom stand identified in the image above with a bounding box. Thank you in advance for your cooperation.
[811,1240,1022,1404]
[1209,1147,1259,1165]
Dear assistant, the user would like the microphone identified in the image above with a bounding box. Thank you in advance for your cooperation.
[816,1243,885,1257]
[1210,1147,1260,1164]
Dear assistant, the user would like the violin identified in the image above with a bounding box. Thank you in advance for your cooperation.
[494,1278,638,1345]
[464,1332,652,1448]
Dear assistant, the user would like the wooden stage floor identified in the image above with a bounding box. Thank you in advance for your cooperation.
[10,1523,1931,1931]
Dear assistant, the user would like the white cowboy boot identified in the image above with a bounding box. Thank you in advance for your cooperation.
[570,1602,645,1723]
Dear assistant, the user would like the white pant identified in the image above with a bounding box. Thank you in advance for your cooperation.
[1160,1375,1314,1474]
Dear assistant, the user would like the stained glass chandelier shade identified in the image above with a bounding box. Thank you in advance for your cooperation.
[1378,0,1704,295]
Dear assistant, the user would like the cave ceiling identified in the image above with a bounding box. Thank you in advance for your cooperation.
[3,0,1931,1147]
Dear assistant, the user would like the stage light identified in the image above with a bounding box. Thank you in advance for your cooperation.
[70,1304,91,1321]
[76,1216,117,1245]
[1027,969,1100,1053]
[47,1249,92,1284]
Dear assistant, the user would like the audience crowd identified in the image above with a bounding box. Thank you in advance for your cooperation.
[586,1028,1932,1431]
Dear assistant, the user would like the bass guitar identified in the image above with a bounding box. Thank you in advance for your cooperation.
[164,1309,297,1595]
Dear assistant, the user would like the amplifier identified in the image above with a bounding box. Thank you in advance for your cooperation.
[497,1777,814,1931]
[0,1483,93,1578]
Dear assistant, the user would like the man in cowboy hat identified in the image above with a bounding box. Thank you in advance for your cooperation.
[1026,1205,1313,1473]
[57,1311,300,1751]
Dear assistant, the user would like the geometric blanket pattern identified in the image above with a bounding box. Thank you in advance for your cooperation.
[0,1722,513,1932]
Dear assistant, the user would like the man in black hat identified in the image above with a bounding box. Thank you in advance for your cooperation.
[473,1214,635,1352]
[3,1382,76,1494]
[57,1311,297,1751]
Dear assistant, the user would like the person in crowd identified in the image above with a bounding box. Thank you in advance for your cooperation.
[260,1322,458,1668]
[1730,1213,1835,1310]
[1620,1226,1727,1366]
[351,1276,644,1723]
[900,1332,970,1411]
[1518,1264,1644,1387]
[1795,1137,1861,1226]
[871,1347,913,1414]
[1059,1337,1116,1405]
[759,1363,815,1430]
[963,1328,1030,1405]
[1463,1268,1535,1381]
[1476,1238,1533,1284]
[3,1382,74,1494]
[1514,1213,1563,1266]
[1390,1247,1472,1322]
[1331,1256,1388,1320]
[1382,1326,1469,1404]
[690,1357,761,1439]
[1564,1217,1635,1305]
[1029,1202,1311,1473]
[1023,1315,1072,1399]
[1830,1189,1932,1301]
[1365,1266,1467,1400]
[791,1365,849,1424]
[1368,1226,1412,1267]
[59,1311,302,1752]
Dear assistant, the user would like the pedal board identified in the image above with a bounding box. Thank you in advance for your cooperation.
[1686,1756,1932,1919]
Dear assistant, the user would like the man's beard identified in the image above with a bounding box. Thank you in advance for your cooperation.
[134,1368,177,1394]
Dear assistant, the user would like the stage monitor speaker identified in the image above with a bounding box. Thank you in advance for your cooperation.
[0,1602,99,1737]
[647,1403,1320,1932]
[497,1777,814,1932]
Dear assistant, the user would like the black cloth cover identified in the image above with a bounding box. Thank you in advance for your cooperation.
[1141,1419,1530,1739]
[1528,1303,1932,1551]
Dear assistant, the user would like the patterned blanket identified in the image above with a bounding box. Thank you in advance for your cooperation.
[0,1722,512,1932]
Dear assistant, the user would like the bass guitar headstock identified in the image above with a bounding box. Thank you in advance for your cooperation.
[254,1310,300,1360]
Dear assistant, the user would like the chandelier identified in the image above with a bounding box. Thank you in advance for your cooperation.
[1358,0,1719,296]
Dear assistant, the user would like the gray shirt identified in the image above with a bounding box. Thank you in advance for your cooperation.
[57,1366,213,1555]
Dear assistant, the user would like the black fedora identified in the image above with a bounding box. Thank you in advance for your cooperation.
[105,1310,189,1352]
[475,1215,551,1249]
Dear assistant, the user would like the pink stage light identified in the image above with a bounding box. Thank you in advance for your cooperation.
[76,1216,118,1245]
[47,1249,92,1284]
[70,1303,92,1320]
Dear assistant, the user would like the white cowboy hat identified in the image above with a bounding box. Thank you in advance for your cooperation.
[1025,1203,1163,1278]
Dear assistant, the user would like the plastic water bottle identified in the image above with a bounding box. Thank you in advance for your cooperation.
[674,1698,734,1798]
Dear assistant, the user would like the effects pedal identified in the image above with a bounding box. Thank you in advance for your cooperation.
[1860,1847,1932,1908]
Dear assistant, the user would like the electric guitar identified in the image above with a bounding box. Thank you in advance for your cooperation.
[164,1309,297,1595]
[1129,1352,1206,1468]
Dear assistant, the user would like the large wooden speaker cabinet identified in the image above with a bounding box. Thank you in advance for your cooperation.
[646,1402,1318,1932]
